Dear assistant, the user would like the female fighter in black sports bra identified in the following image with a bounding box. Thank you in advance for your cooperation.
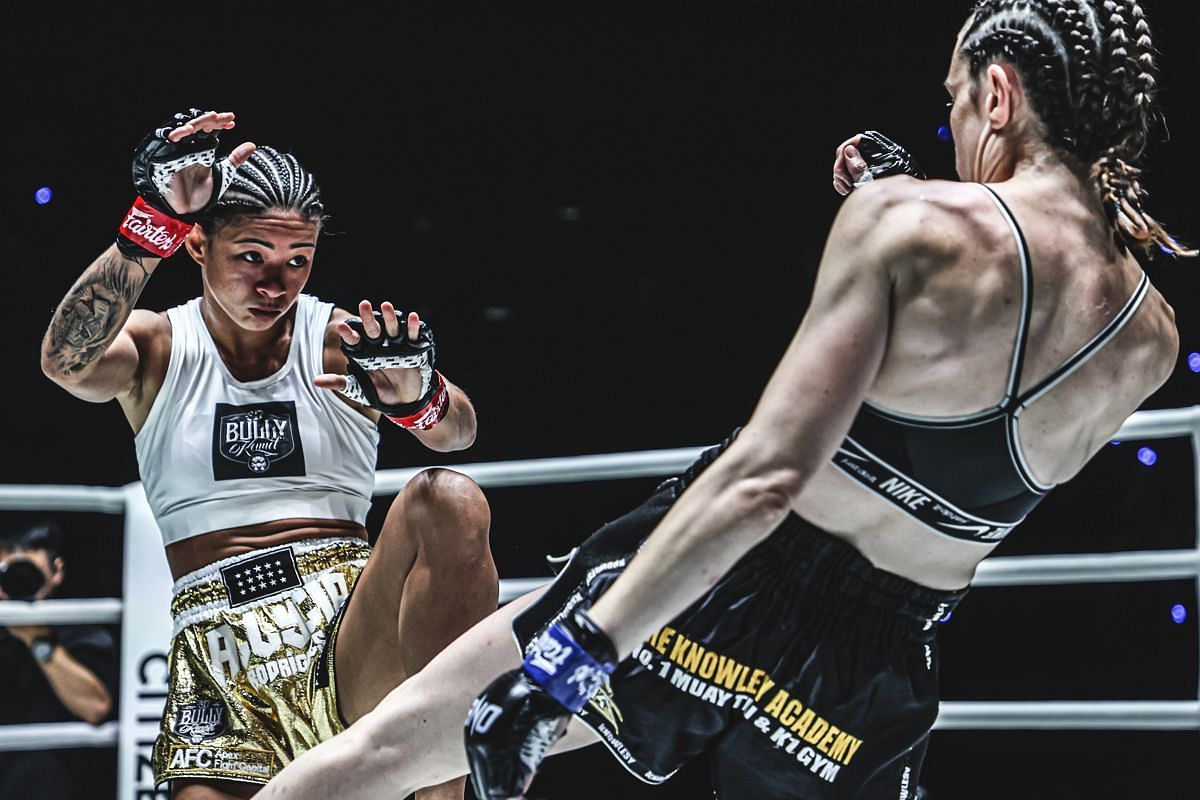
[260,2,1189,798]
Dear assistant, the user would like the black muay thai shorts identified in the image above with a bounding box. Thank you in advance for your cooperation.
[512,434,967,799]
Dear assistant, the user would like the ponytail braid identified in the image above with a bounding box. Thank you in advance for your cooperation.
[1090,1,1190,254]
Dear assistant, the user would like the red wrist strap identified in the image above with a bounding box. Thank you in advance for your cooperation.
[386,372,450,430]
[118,196,193,258]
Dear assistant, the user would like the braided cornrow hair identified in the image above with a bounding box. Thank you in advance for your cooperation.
[197,145,326,232]
[962,0,1194,256]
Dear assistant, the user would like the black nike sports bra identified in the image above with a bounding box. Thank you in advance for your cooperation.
[831,184,1150,544]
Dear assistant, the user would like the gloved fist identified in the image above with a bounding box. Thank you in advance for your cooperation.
[465,609,618,799]
[116,109,255,260]
[832,130,926,196]
[464,670,570,800]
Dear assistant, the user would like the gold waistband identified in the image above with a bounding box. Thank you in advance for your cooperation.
[170,536,371,620]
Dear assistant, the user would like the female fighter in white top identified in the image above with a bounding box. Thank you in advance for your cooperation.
[41,110,497,800]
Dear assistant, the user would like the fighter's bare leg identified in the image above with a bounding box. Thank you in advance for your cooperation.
[258,588,599,800]
[332,468,499,799]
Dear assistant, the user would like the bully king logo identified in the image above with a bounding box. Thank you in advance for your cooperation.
[172,699,227,744]
[121,205,182,251]
[212,401,306,480]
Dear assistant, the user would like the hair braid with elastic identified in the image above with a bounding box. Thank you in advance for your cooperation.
[964,1,1192,256]
[197,145,326,232]
[1089,1,1189,254]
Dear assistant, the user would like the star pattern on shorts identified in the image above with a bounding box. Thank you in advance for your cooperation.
[232,565,293,582]
[222,550,302,608]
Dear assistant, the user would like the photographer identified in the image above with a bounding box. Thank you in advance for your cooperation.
[0,521,117,800]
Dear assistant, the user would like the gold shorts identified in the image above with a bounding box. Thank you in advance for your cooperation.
[152,536,371,787]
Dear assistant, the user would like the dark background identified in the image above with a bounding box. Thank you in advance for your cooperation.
[2,2,1198,798]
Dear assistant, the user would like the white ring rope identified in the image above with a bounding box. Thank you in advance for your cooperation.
[0,484,125,512]
[6,699,1194,752]
[2,699,1196,753]
[0,598,123,625]
[970,548,1200,587]
[1110,405,1200,440]
[7,545,1195,624]
[372,447,710,495]
[0,407,1191,510]
[0,405,1195,755]
[933,700,1200,731]
[0,721,119,751]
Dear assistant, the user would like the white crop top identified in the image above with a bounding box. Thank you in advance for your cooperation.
[134,294,380,545]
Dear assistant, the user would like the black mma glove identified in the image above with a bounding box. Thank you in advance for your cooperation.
[465,609,618,799]
[336,311,449,430]
[854,130,927,186]
[464,672,569,800]
[116,108,239,260]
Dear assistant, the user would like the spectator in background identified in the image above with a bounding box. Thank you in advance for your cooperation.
[0,520,118,800]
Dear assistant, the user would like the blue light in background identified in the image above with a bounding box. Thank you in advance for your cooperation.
[34,187,53,205]
[1188,352,1200,373]
[1171,604,1187,624]
[1110,441,1122,446]
[936,125,952,142]
[941,612,953,623]
[1137,447,1157,466]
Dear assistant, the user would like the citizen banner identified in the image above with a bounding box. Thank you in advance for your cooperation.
[117,484,175,799]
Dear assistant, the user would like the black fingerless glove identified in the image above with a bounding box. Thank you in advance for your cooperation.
[856,130,927,182]
[336,311,449,430]
[116,108,238,260]
[464,671,569,800]
[465,609,619,799]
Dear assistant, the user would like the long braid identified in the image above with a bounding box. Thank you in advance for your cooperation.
[1057,0,1106,156]
[197,145,326,231]
[1089,1,1189,254]
[963,1,1193,257]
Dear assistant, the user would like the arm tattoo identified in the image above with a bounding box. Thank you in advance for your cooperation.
[47,253,151,376]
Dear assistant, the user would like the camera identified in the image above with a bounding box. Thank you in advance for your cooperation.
[0,558,46,601]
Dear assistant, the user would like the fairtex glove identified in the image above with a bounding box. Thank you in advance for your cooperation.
[116,108,239,259]
[336,311,449,430]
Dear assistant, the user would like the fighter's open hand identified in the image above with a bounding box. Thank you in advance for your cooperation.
[157,110,257,215]
[117,108,258,260]
[317,301,429,407]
